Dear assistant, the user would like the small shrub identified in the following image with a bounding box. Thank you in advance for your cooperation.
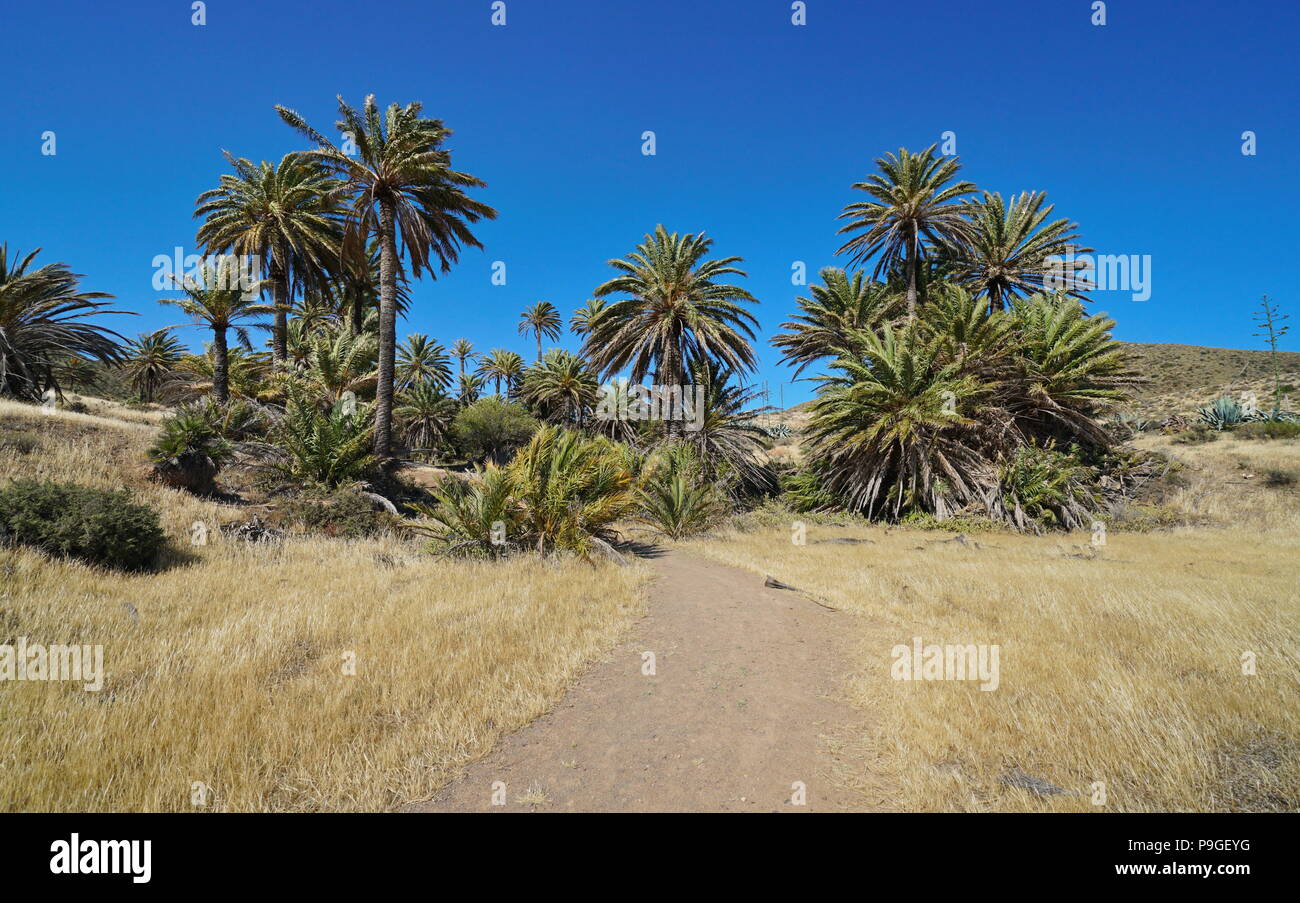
[1173,425,1221,445]
[270,389,376,489]
[1236,421,1300,441]
[636,444,726,539]
[148,404,237,495]
[0,429,40,455]
[280,488,399,538]
[0,480,165,570]
[1262,469,1297,488]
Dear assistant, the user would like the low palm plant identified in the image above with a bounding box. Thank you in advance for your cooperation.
[148,403,238,495]
[408,466,517,557]
[636,443,726,538]
[270,385,376,488]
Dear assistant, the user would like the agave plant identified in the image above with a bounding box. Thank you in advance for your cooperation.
[1198,396,1246,431]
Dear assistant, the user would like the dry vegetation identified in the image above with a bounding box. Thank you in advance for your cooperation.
[685,436,1300,812]
[0,399,650,811]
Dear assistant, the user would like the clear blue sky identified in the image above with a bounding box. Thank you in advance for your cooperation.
[2,0,1296,405]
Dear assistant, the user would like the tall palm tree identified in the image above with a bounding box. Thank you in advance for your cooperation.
[276,94,497,456]
[583,225,759,432]
[569,298,608,338]
[0,245,126,401]
[122,330,184,402]
[396,333,452,390]
[951,191,1092,311]
[194,151,341,363]
[518,301,562,362]
[772,267,900,377]
[478,348,524,396]
[836,145,976,319]
[159,260,272,403]
[520,349,599,424]
[450,337,476,381]
[328,238,411,335]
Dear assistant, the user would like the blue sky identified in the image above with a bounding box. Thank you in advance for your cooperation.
[2,0,1296,406]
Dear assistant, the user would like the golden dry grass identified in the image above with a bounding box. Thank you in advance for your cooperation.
[0,400,649,811]
[685,439,1300,812]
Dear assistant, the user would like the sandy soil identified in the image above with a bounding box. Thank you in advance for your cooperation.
[414,549,874,812]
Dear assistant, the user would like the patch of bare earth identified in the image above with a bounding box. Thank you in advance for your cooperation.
[414,550,878,812]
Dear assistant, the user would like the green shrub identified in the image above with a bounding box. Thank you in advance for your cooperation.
[409,467,518,558]
[280,488,399,538]
[451,398,538,464]
[1262,469,1297,488]
[1236,421,1300,441]
[998,444,1100,531]
[0,480,165,570]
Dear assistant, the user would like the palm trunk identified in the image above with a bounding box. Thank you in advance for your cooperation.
[536,332,542,363]
[375,199,399,458]
[212,326,230,404]
[906,229,918,321]
[271,265,288,363]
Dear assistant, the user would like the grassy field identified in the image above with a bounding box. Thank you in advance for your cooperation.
[684,436,1300,812]
[0,400,650,811]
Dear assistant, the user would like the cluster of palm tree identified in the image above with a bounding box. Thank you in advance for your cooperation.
[776,145,1139,528]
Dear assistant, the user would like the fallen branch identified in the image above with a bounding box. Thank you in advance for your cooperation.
[763,575,841,612]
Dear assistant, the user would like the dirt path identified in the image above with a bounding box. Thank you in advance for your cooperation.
[414,549,873,812]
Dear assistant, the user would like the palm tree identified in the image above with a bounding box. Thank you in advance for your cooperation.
[328,238,411,335]
[457,371,485,405]
[478,348,525,396]
[395,379,457,454]
[836,145,976,319]
[675,361,774,492]
[772,268,900,377]
[194,151,341,363]
[518,301,562,362]
[520,350,599,424]
[297,325,379,404]
[276,94,497,457]
[122,330,184,402]
[396,333,452,390]
[569,298,608,338]
[952,192,1091,311]
[0,245,126,401]
[451,338,476,381]
[583,226,760,422]
[159,260,273,403]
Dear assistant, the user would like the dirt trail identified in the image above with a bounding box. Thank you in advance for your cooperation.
[415,549,873,812]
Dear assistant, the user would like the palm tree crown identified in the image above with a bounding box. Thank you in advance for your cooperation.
[276,94,497,456]
[194,151,341,363]
[583,225,760,392]
[518,301,562,361]
[0,245,126,401]
[836,145,976,318]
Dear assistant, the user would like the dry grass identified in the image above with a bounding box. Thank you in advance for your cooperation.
[685,438,1300,812]
[0,399,649,811]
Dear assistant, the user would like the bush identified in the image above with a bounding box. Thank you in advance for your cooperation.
[1262,469,1297,488]
[636,444,726,539]
[452,398,538,464]
[148,404,238,495]
[1236,421,1300,441]
[0,480,165,570]
[280,488,399,538]
[998,444,1100,531]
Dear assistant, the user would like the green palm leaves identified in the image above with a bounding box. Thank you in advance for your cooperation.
[276,94,497,456]
[122,330,184,402]
[478,348,525,396]
[518,302,562,362]
[836,145,976,317]
[396,333,452,390]
[0,245,126,401]
[194,152,342,362]
[772,267,900,376]
[520,350,599,424]
[952,192,1091,310]
[804,293,1137,522]
[583,225,759,388]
